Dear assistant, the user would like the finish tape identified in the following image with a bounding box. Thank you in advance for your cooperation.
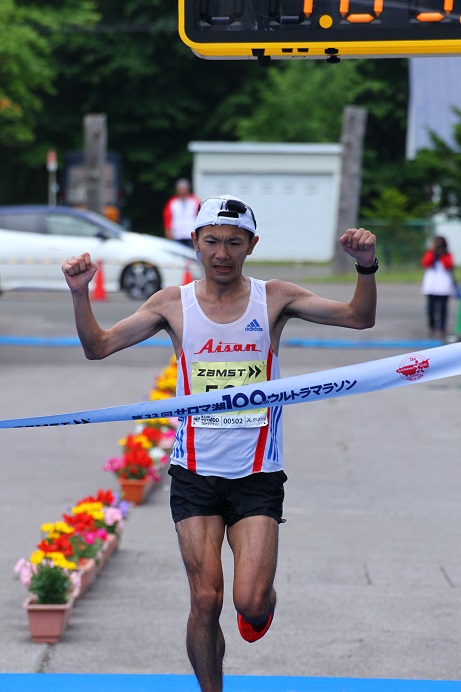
[1,343,460,429]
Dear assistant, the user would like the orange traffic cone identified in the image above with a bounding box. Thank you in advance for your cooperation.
[182,260,193,285]
[92,259,107,301]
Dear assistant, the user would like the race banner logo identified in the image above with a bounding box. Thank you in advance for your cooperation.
[396,354,430,382]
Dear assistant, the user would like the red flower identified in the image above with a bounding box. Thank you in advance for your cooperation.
[96,489,115,506]
[37,535,74,558]
[76,489,115,507]
[62,512,97,534]
[142,427,162,444]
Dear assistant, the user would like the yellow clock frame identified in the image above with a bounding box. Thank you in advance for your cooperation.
[178,0,461,61]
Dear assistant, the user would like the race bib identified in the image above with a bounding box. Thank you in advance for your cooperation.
[191,360,268,428]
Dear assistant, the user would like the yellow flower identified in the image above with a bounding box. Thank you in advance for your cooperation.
[41,520,75,538]
[149,390,170,401]
[70,501,105,522]
[41,522,55,534]
[72,501,103,515]
[48,552,65,566]
[54,521,74,534]
[30,550,45,565]
[132,434,151,449]
[48,552,77,571]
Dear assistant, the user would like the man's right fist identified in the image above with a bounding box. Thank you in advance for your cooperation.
[62,253,98,290]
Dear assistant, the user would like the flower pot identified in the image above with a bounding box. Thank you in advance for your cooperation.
[76,557,97,597]
[98,533,121,573]
[24,596,74,643]
[118,476,155,505]
[104,532,121,560]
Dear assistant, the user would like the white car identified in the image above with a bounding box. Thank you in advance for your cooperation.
[0,205,203,299]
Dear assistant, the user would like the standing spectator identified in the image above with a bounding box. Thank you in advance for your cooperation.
[163,179,200,249]
[421,235,455,339]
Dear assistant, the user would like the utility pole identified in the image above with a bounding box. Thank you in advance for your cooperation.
[84,114,107,215]
[333,106,368,275]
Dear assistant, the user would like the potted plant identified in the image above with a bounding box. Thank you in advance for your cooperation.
[72,490,130,568]
[14,551,80,643]
[104,431,169,505]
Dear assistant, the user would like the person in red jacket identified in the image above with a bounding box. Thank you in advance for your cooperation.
[421,236,455,339]
[163,179,200,249]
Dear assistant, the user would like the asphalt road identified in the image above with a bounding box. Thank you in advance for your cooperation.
[1,278,461,682]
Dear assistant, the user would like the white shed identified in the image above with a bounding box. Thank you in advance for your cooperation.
[188,141,342,262]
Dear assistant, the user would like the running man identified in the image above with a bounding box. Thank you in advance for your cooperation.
[62,195,377,692]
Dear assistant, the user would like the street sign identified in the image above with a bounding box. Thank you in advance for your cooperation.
[46,150,58,172]
[178,0,461,61]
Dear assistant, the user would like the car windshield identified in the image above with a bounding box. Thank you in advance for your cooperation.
[76,209,124,238]
[47,210,122,239]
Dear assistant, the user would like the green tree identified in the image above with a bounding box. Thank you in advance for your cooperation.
[404,108,461,219]
[0,0,99,200]
[236,60,362,143]
[361,187,433,266]
[29,0,261,230]
[234,58,409,216]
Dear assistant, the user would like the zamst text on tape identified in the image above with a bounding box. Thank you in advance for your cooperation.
[0,343,461,429]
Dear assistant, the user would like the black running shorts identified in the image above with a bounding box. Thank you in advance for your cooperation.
[168,464,287,527]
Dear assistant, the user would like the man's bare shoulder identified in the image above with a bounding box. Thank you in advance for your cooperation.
[135,285,183,352]
[265,278,312,301]
[136,285,181,320]
[264,278,319,324]
[133,286,182,331]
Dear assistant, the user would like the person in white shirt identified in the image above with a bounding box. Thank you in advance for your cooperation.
[421,235,455,339]
[163,178,200,248]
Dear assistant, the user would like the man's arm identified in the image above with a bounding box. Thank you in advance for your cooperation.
[62,253,176,360]
[268,227,377,334]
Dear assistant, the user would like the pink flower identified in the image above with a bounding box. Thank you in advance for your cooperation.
[103,457,125,472]
[13,558,27,574]
[13,559,34,588]
[70,571,82,592]
[95,528,108,541]
[148,469,162,481]
[104,507,123,527]
[160,429,175,448]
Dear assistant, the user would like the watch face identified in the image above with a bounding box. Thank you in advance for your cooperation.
[179,0,461,59]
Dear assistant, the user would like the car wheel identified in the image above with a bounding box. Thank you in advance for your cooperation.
[121,262,161,299]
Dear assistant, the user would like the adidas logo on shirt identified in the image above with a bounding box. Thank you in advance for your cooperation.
[245,319,263,332]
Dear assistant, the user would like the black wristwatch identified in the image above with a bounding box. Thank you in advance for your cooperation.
[355,258,379,274]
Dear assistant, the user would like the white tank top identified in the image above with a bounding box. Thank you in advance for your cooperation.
[170,278,284,478]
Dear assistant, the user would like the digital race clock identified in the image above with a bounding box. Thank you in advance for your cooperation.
[178,0,461,61]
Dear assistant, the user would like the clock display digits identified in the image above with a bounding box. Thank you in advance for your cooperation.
[340,0,384,23]
[410,0,454,22]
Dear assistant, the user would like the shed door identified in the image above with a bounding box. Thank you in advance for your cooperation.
[199,172,336,261]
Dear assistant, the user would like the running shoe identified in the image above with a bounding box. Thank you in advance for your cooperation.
[237,608,274,643]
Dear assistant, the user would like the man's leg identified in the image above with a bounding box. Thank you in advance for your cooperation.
[439,295,449,335]
[227,516,279,640]
[176,515,226,692]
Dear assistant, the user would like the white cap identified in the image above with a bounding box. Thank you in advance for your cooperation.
[194,195,257,235]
